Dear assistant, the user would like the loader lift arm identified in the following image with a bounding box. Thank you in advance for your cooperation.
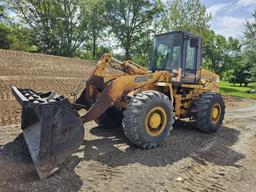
[74,53,169,123]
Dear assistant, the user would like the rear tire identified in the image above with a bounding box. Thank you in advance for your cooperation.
[191,92,225,133]
[95,107,123,128]
[122,90,173,149]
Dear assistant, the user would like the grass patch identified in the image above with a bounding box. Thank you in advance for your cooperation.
[220,81,256,99]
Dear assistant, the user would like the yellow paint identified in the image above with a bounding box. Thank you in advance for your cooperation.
[211,103,221,124]
[149,112,161,129]
[145,106,167,136]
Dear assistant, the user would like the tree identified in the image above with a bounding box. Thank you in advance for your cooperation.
[243,11,256,51]
[223,59,252,86]
[157,0,211,34]
[0,2,12,49]
[81,0,107,60]
[0,2,8,22]
[204,34,242,75]
[243,10,256,81]
[224,10,256,86]
[0,23,10,49]
[9,24,37,51]
[0,1,35,50]
[10,0,89,56]
[132,34,153,66]
[106,0,160,59]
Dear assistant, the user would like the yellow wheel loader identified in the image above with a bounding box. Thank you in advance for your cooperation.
[12,31,225,179]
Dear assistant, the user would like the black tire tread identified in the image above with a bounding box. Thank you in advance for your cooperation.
[191,92,225,133]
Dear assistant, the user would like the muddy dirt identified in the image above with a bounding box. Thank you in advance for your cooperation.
[0,50,256,192]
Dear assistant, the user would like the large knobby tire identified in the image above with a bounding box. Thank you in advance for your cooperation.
[122,90,174,149]
[95,107,123,128]
[191,92,225,133]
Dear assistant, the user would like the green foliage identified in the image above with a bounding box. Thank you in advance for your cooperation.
[10,0,89,57]
[242,10,256,81]
[76,45,111,60]
[0,2,35,51]
[223,60,252,86]
[0,2,8,22]
[80,0,107,60]
[0,23,11,49]
[222,10,256,86]
[132,35,153,66]
[158,0,211,33]
[0,2,10,49]
[10,25,37,52]
[243,11,256,51]
[204,34,242,75]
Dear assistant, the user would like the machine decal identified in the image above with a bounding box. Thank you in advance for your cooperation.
[134,75,153,83]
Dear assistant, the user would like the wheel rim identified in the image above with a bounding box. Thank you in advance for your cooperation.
[211,103,221,124]
[145,106,167,136]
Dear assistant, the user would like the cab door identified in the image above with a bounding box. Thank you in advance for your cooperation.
[182,37,199,84]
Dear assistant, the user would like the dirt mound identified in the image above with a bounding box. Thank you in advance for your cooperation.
[0,49,95,126]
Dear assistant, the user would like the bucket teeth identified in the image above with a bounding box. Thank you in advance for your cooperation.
[12,86,84,179]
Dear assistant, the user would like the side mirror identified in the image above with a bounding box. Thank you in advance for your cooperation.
[190,38,198,48]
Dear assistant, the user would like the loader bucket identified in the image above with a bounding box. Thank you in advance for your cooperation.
[12,86,84,179]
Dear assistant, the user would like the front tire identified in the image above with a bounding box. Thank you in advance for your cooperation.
[191,92,225,133]
[122,90,173,149]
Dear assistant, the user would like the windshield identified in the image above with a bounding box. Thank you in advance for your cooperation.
[149,33,183,70]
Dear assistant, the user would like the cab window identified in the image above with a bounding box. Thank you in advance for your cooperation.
[185,38,197,73]
[150,33,183,70]
[155,44,169,69]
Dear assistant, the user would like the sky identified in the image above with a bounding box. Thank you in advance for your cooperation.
[201,0,256,39]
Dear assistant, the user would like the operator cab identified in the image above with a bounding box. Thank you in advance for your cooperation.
[149,31,201,84]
